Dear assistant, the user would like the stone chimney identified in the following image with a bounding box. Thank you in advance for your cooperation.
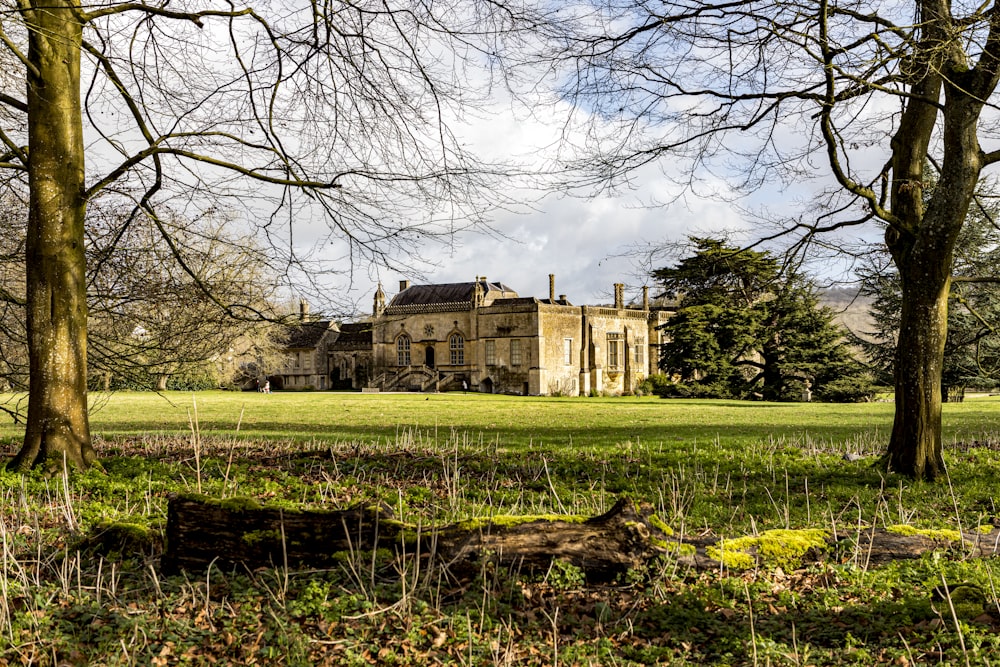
[614,283,624,309]
[643,286,649,311]
[399,279,410,292]
[299,299,309,321]
[549,274,556,302]
[474,278,484,307]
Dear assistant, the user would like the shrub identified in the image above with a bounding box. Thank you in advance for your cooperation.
[814,374,876,403]
[638,374,671,396]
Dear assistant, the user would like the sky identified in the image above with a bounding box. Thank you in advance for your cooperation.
[377,185,749,309]
[331,101,757,317]
[274,7,889,320]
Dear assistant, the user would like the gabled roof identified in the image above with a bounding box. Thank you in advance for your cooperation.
[281,320,335,349]
[330,322,372,350]
[385,280,518,314]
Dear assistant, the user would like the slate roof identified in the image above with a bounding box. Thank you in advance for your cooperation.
[385,281,517,314]
[281,320,334,349]
[330,322,372,350]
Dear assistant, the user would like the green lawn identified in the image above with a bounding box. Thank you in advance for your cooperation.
[71,389,1000,448]
[1,391,1000,665]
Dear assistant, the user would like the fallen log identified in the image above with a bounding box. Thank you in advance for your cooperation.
[161,494,1000,576]
[162,494,670,579]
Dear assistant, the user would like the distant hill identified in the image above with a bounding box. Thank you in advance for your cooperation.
[818,287,876,342]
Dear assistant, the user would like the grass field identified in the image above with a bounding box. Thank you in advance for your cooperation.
[0,391,999,665]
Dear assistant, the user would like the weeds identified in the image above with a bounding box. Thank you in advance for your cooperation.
[0,393,996,664]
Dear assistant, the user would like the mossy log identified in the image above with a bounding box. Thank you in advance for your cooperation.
[672,525,1000,571]
[845,526,1000,566]
[162,495,669,578]
[162,494,1000,575]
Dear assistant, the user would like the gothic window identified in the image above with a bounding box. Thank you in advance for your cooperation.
[510,339,522,366]
[396,335,411,366]
[450,333,465,365]
[607,333,624,369]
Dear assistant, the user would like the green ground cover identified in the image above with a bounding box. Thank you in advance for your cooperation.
[0,391,999,665]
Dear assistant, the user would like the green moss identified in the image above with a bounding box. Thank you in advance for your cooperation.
[95,520,153,540]
[331,548,395,564]
[660,542,696,557]
[648,514,673,538]
[179,493,264,511]
[706,529,830,571]
[86,520,163,559]
[707,538,756,569]
[453,514,586,531]
[887,524,962,542]
[242,529,282,546]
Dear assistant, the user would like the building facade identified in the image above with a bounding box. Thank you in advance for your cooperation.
[368,276,672,395]
[274,309,339,390]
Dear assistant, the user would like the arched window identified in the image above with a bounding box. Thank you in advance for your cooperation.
[396,335,411,366]
[449,333,465,365]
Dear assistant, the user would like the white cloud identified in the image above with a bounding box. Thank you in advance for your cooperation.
[302,80,766,315]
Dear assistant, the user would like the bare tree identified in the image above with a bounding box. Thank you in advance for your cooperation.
[86,205,283,392]
[0,194,282,398]
[0,1,527,470]
[535,0,1000,479]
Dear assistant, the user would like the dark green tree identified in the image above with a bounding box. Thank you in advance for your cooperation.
[860,200,1000,398]
[656,239,872,402]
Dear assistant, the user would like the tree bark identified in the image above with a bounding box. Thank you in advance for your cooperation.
[9,1,95,471]
[882,5,986,480]
[885,266,949,480]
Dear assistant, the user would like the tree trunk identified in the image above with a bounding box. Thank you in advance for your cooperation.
[881,24,986,480]
[884,270,949,480]
[9,2,95,471]
[156,374,169,392]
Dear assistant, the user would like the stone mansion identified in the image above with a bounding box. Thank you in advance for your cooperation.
[274,276,673,396]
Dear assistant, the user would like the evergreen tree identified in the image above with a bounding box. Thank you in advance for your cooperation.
[655,238,873,401]
[860,202,1000,398]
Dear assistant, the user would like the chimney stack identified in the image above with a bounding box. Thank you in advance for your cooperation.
[614,283,624,309]
[299,299,309,321]
[643,286,649,311]
[549,274,556,302]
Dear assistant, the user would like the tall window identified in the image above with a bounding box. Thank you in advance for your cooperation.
[396,335,411,366]
[564,338,573,365]
[634,337,645,366]
[485,339,496,365]
[510,339,522,367]
[450,333,465,365]
[608,333,624,369]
